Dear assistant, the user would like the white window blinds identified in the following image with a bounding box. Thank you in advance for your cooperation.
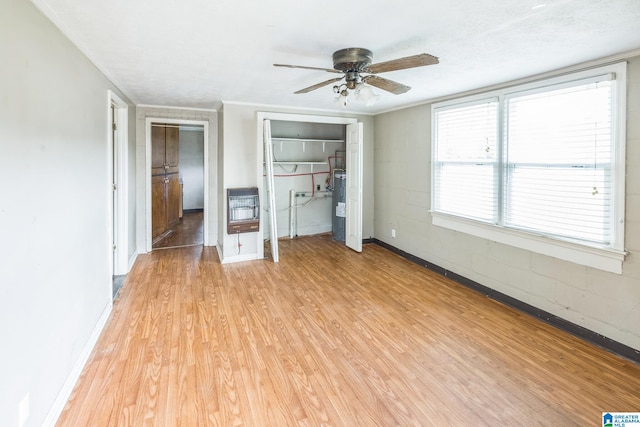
[505,78,613,244]
[433,99,498,222]
[432,70,622,250]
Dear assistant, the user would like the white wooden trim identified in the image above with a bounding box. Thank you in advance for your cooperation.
[43,302,113,426]
[108,90,129,275]
[220,253,262,264]
[106,95,115,277]
[432,212,626,274]
[202,122,210,247]
[128,252,138,271]
[263,119,279,262]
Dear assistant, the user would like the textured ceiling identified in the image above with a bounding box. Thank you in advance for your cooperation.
[30,0,640,114]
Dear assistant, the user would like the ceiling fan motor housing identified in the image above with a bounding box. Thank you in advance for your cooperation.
[332,48,373,72]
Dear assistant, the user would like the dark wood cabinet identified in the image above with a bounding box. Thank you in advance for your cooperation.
[152,124,181,241]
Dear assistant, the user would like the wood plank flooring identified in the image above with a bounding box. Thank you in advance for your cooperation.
[56,235,640,426]
[153,211,203,250]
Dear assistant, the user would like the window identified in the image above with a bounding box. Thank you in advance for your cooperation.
[431,63,627,273]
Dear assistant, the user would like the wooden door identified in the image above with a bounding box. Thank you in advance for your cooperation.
[165,126,179,174]
[152,126,166,176]
[152,175,167,238]
[151,124,180,241]
[167,173,181,228]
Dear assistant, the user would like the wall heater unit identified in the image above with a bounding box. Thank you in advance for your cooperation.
[227,188,260,234]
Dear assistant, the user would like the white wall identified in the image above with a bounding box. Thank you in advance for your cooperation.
[135,107,218,251]
[127,107,138,263]
[179,128,205,211]
[0,0,135,425]
[219,103,374,263]
[374,55,640,351]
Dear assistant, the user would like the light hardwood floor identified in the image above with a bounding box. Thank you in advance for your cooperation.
[57,235,640,426]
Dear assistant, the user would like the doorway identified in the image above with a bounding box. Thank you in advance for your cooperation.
[144,118,211,253]
[258,112,362,262]
[151,123,205,250]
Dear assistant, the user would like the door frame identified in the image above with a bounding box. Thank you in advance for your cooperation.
[108,90,129,275]
[256,112,358,260]
[144,118,210,252]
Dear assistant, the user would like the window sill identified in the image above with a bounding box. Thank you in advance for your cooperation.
[431,212,626,274]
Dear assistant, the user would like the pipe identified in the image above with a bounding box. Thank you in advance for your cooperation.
[289,189,296,239]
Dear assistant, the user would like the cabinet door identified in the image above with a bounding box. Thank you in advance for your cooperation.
[152,174,167,239]
[166,173,181,229]
[165,126,179,174]
[151,126,166,176]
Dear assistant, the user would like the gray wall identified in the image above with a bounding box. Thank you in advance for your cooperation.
[179,128,205,210]
[373,56,640,351]
[0,0,135,425]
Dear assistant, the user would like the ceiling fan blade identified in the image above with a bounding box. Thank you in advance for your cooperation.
[294,77,344,94]
[362,75,411,95]
[274,63,342,74]
[366,53,439,74]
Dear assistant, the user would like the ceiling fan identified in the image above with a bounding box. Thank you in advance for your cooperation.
[274,48,439,98]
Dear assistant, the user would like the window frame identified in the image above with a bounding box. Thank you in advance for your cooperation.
[430,62,627,274]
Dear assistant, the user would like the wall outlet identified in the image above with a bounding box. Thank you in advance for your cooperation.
[391,229,396,238]
[19,392,29,427]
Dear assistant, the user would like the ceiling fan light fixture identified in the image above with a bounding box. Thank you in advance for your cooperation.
[355,84,380,107]
[333,84,349,107]
[275,47,439,104]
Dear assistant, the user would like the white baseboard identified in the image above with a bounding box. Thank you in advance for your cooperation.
[43,302,113,426]
[217,242,261,264]
[128,252,138,272]
[216,243,223,262]
[221,252,261,264]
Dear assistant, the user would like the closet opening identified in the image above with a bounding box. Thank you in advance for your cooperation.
[258,112,362,262]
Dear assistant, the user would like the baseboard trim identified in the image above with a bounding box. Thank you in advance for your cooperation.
[373,239,640,364]
[128,252,138,272]
[220,252,260,264]
[43,301,113,426]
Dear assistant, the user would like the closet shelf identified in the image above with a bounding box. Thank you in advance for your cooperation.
[271,137,344,144]
[271,137,345,154]
[272,161,328,165]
